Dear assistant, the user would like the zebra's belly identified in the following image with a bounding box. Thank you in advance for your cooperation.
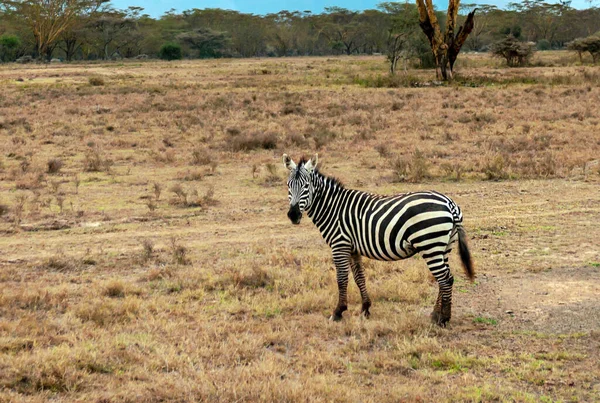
[353,240,416,261]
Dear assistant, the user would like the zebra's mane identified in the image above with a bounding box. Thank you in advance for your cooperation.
[314,168,345,189]
[296,157,345,188]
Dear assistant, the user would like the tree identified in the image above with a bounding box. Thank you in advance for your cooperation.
[2,0,101,60]
[0,33,20,61]
[90,10,136,59]
[508,0,571,45]
[57,0,107,61]
[317,7,367,55]
[159,42,181,60]
[176,28,230,58]
[380,2,420,74]
[490,35,535,66]
[267,11,301,56]
[567,34,600,63]
[415,0,476,80]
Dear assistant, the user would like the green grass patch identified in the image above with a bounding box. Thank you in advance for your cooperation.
[473,316,498,325]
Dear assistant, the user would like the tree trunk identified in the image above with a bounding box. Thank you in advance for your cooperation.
[416,0,476,81]
[64,38,78,61]
[345,42,353,55]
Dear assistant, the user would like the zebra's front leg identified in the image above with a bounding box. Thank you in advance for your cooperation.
[330,250,352,321]
[351,253,371,318]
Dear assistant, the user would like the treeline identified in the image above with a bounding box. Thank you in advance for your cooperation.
[0,0,599,62]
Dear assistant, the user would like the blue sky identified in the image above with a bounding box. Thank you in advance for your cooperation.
[111,0,595,17]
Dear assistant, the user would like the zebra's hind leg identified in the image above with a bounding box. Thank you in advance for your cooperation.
[351,252,371,318]
[425,252,454,327]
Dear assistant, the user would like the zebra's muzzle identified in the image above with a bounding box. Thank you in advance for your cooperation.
[287,204,302,225]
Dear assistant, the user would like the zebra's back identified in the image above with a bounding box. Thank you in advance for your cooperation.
[340,191,461,261]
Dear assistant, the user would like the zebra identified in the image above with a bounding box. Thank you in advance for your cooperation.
[283,153,474,326]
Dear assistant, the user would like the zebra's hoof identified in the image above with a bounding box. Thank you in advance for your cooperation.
[360,310,370,319]
[329,313,343,322]
[431,311,449,327]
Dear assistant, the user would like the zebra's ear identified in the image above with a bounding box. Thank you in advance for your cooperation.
[283,154,296,171]
[305,153,318,172]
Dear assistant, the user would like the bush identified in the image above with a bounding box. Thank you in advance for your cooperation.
[15,55,33,64]
[47,158,63,174]
[230,132,278,152]
[84,148,112,172]
[490,35,535,67]
[390,150,430,183]
[88,76,105,86]
[191,147,212,165]
[159,43,182,61]
[0,34,21,62]
[536,39,551,51]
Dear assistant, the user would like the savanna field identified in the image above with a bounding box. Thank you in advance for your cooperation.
[1,53,599,402]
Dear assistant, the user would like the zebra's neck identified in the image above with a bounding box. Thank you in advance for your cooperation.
[306,171,347,240]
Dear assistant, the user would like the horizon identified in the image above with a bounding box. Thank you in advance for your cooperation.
[110,0,597,17]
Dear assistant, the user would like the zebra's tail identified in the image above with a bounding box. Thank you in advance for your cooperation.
[457,226,475,281]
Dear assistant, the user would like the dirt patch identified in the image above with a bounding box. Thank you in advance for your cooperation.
[459,266,600,334]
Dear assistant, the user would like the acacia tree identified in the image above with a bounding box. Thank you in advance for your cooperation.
[58,0,107,61]
[91,10,136,59]
[567,35,600,64]
[2,0,101,60]
[490,34,534,66]
[177,28,230,58]
[317,7,366,55]
[415,0,476,80]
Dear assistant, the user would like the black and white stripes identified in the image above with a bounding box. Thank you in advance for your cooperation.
[283,154,474,326]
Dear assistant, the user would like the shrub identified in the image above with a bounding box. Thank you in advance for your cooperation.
[262,163,281,186]
[308,128,336,150]
[170,183,188,205]
[104,280,125,298]
[230,132,278,151]
[390,150,430,183]
[88,76,105,86]
[191,147,212,165]
[153,182,162,200]
[202,186,218,206]
[0,34,21,62]
[483,154,509,180]
[140,239,154,262]
[84,148,111,172]
[233,266,273,289]
[170,237,190,265]
[375,143,393,158]
[15,55,33,64]
[536,39,551,51]
[47,158,63,174]
[490,35,535,67]
[159,43,182,61]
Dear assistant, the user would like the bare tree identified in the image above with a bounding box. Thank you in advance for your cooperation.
[415,0,476,80]
[381,2,420,74]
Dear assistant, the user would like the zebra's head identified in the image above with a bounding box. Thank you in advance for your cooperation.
[283,153,318,225]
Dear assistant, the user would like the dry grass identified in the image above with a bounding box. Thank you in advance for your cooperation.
[0,53,599,402]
